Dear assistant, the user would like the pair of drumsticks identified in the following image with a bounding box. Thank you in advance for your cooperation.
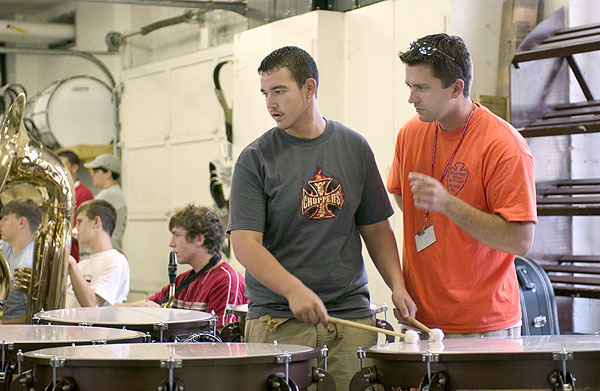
[328,315,444,343]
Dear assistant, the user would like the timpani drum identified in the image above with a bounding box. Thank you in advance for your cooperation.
[19,343,329,391]
[33,307,215,342]
[219,304,248,342]
[0,325,144,391]
[350,335,600,390]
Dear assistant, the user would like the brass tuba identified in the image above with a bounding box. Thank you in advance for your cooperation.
[0,93,75,322]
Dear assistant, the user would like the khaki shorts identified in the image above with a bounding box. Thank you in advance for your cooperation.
[444,325,522,338]
[245,315,377,391]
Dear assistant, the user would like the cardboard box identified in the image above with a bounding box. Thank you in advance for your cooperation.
[478,95,508,121]
[497,0,539,98]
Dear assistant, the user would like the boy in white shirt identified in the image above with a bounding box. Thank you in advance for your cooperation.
[66,199,130,307]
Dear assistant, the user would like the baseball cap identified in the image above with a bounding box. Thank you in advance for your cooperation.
[84,153,121,174]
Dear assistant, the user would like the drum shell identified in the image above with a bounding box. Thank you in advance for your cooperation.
[34,307,214,342]
[25,343,319,391]
[0,325,145,391]
[364,335,600,390]
[25,75,116,147]
[231,303,248,338]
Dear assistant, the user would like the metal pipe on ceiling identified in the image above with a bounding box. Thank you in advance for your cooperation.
[86,0,248,16]
[0,46,115,87]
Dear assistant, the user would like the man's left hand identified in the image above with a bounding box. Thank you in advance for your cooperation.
[409,172,449,213]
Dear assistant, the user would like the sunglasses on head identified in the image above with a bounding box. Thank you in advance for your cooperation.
[409,41,463,73]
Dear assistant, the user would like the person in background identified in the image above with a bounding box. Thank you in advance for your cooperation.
[387,33,537,337]
[58,150,94,261]
[84,154,127,253]
[0,198,41,323]
[116,204,247,328]
[65,199,130,307]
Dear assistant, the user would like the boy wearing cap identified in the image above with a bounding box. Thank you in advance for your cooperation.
[85,154,127,253]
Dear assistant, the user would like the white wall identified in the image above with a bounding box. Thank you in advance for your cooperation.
[450,0,504,98]
[120,44,234,297]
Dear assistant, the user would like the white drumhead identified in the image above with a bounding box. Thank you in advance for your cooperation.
[27,75,115,147]
[369,335,600,355]
[0,324,144,343]
[231,303,248,313]
[25,342,316,361]
[35,307,212,326]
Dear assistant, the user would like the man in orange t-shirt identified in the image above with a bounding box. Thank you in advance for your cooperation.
[387,34,537,336]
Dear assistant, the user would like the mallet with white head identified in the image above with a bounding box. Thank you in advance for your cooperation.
[407,316,445,342]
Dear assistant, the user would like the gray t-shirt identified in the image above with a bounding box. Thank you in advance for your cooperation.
[96,184,127,253]
[1,240,34,320]
[229,119,393,319]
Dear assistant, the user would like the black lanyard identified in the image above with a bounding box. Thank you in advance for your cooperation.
[159,254,220,304]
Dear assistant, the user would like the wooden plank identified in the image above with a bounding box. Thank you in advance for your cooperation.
[549,275,600,286]
[543,265,600,274]
[537,206,600,216]
[559,255,600,263]
[554,100,600,110]
[543,106,600,119]
[537,196,600,204]
[554,22,600,36]
[518,122,600,138]
[537,178,600,188]
[537,186,600,196]
[513,37,600,64]
[544,26,600,44]
[553,286,600,299]
[529,115,600,127]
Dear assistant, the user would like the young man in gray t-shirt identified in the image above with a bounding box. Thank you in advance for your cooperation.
[228,46,415,389]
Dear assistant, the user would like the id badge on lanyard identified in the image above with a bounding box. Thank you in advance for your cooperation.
[414,102,475,252]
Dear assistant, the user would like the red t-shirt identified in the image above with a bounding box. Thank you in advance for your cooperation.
[387,103,537,333]
[147,261,248,327]
[71,182,94,261]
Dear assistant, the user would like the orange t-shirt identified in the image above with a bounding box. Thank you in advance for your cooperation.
[387,103,537,333]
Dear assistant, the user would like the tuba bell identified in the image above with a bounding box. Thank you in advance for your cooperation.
[0,93,75,322]
[0,251,9,308]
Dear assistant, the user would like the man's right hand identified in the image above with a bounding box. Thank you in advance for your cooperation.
[286,284,329,326]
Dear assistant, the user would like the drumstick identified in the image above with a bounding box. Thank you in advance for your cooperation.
[407,316,431,333]
[328,316,419,343]
[407,316,445,342]
[328,316,405,337]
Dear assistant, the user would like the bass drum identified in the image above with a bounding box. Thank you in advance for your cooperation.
[25,75,116,148]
